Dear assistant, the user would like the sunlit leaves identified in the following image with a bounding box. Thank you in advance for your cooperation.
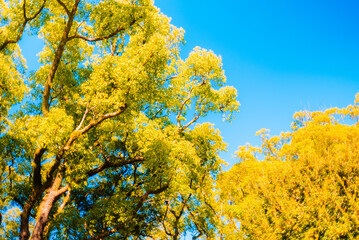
[0,0,239,238]
[218,95,359,239]
[0,47,27,123]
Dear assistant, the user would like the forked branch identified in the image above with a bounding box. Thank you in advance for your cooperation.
[0,0,46,51]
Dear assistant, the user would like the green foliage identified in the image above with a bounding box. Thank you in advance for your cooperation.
[218,94,359,239]
[0,0,238,239]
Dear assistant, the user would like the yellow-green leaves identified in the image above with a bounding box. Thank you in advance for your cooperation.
[172,47,239,130]
[1,1,239,239]
[0,47,27,125]
[12,108,74,150]
[185,47,226,86]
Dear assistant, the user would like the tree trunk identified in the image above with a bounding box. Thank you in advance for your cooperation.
[30,174,64,240]
[19,188,43,240]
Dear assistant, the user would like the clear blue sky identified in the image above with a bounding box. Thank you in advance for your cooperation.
[154,0,359,166]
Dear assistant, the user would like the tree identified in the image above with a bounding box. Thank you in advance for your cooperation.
[217,94,359,239]
[0,0,239,239]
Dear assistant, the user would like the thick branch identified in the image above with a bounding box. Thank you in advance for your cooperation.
[31,174,63,240]
[87,156,144,177]
[57,188,70,214]
[12,196,25,209]
[42,187,70,239]
[68,28,123,42]
[26,0,47,21]
[0,23,27,51]
[33,148,47,187]
[19,146,47,240]
[55,185,69,197]
[20,188,45,240]
[42,0,81,115]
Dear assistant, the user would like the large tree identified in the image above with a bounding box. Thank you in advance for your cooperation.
[218,94,359,239]
[0,0,239,239]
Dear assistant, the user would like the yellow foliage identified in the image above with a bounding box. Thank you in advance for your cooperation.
[0,0,239,238]
[218,94,359,239]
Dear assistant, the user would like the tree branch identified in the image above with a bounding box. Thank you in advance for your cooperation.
[86,156,144,177]
[55,185,69,197]
[33,147,47,187]
[19,146,46,239]
[67,19,137,42]
[20,187,46,240]
[177,87,193,128]
[75,105,96,131]
[27,0,47,21]
[23,0,28,21]
[42,0,81,115]
[78,104,127,135]
[31,174,64,240]
[0,0,46,51]
[161,202,172,236]
[55,188,70,216]
[180,110,208,131]
[186,204,205,239]
[43,103,127,189]
[56,0,70,16]
[0,23,26,51]
[42,188,70,238]
[13,196,25,209]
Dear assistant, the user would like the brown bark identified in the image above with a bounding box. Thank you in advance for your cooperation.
[19,1,80,236]
[19,105,128,239]
[19,147,47,240]
[33,148,47,187]
[17,1,138,238]
[19,188,44,240]
[30,174,67,240]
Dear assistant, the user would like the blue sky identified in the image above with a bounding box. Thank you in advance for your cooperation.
[155,0,359,166]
